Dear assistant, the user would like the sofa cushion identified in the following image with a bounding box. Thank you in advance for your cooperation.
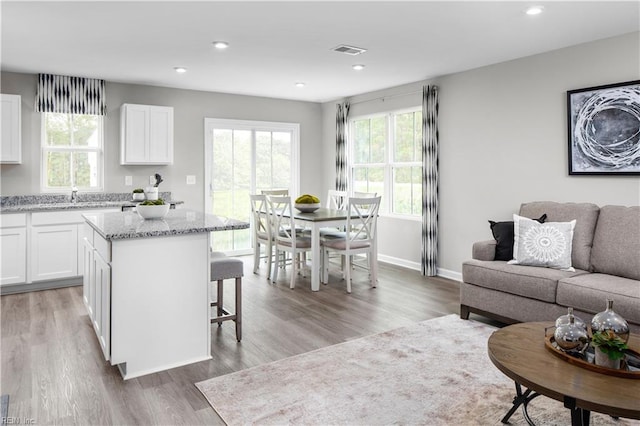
[462,259,588,303]
[509,215,576,271]
[590,205,640,281]
[489,214,547,261]
[519,201,599,271]
[557,273,640,325]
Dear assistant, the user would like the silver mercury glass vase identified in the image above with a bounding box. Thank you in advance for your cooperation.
[590,298,630,343]
[554,313,589,354]
[555,307,586,330]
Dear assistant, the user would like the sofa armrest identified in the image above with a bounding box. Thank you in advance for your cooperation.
[472,240,497,261]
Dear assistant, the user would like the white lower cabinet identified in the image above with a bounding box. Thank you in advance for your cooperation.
[0,227,27,285]
[83,229,111,361]
[30,224,78,281]
[0,208,121,287]
[93,250,111,361]
[0,213,27,286]
[83,237,95,318]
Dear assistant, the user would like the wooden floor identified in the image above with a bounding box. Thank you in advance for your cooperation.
[1,257,467,425]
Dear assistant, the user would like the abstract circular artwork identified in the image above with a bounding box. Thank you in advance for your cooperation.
[568,80,640,175]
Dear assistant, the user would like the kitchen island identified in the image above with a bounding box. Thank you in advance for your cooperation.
[82,209,248,380]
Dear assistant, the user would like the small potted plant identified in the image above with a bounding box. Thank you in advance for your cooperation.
[132,188,145,201]
[591,329,628,369]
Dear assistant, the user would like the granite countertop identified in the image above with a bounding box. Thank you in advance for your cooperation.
[83,209,249,240]
[0,192,183,213]
[0,200,184,213]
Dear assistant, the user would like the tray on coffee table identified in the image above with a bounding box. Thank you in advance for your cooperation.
[545,333,640,379]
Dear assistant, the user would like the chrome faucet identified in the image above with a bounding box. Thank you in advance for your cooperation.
[71,186,78,203]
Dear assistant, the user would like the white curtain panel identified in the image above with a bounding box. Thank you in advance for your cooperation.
[335,102,350,192]
[422,86,439,276]
[35,73,106,115]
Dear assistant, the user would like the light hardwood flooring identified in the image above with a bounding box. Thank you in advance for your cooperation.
[1,257,466,425]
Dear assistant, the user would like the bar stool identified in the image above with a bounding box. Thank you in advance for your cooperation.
[210,253,244,342]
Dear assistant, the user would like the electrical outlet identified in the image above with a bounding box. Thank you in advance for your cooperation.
[149,175,156,185]
[186,175,196,185]
[124,176,132,186]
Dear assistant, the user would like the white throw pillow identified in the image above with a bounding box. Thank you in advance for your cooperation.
[508,214,576,271]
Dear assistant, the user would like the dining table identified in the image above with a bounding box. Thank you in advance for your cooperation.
[289,207,377,291]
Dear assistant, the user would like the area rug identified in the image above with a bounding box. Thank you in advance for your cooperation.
[196,315,639,425]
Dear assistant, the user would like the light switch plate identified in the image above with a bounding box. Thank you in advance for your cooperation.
[149,175,156,185]
[124,176,132,186]
[186,175,196,185]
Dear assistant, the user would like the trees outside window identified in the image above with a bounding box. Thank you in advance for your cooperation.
[41,113,103,191]
[350,108,422,217]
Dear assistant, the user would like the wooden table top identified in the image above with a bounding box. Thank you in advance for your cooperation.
[487,322,640,420]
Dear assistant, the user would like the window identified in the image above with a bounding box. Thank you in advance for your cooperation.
[41,113,103,191]
[350,108,422,217]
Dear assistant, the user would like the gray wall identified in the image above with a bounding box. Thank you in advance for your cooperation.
[0,72,323,211]
[3,32,639,278]
[322,32,640,278]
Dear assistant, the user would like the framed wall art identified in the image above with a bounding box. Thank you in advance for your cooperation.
[567,80,640,175]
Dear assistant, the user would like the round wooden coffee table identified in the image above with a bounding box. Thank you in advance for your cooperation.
[488,322,640,426]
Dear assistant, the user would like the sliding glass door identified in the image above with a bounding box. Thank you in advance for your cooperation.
[204,118,300,254]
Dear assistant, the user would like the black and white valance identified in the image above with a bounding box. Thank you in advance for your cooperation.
[35,74,106,115]
[421,85,439,276]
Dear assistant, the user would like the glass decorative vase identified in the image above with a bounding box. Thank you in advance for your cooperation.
[554,313,589,354]
[555,307,586,330]
[590,299,630,343]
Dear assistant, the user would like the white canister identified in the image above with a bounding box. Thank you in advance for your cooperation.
[145,187,159,200]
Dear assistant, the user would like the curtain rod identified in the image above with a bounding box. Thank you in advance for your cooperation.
[347,88,423,106]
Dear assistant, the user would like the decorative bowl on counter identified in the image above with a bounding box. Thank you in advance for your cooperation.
[295,202,320,213]
[136,204,170,219]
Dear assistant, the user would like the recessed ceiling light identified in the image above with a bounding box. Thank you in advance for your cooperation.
[352,64,365,71]
[212,41,229,49]
[525,6,544,15]
[295,82,305,88]
[174,67,187,73]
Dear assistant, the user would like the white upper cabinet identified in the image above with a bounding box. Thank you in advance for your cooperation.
[1,94,22,164]
[120,103,173,165]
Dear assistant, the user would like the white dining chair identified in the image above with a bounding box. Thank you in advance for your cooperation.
[268,195,313,289]
[353,191,377,198]
[321,196,381,293]
[249,194,274,279]
[327,189,348,210]
[261,189,289,196]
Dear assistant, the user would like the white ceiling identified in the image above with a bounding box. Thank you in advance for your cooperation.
[2,1,639,103]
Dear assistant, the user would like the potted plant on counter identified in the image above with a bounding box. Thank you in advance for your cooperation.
[132,188,145,201]
[591,329,628,369]
[136,198,169,219]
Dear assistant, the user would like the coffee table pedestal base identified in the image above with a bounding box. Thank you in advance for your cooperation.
[502,382,592,426]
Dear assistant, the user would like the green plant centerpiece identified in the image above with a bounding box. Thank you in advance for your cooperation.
[591,329,628,369]
[295,194,320,212]
[140,198,165,206]
[295,194,320,204]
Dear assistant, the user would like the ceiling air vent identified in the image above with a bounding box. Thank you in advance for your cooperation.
[331,44,367,55]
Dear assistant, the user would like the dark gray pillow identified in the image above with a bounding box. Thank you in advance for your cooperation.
[489,214,547,261]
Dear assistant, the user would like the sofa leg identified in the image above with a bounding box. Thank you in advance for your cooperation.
[460,304,470,320]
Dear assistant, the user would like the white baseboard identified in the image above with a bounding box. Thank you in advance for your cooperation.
[377,254,421,271]
[436,268,462,282]
[378,255,462,282]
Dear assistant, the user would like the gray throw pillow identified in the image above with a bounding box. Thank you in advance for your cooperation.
[508,214,576,271]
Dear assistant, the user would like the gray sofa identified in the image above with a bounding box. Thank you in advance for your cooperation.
[461,201,640,334]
